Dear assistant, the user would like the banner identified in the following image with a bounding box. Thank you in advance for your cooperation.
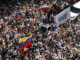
[54,7,70,27]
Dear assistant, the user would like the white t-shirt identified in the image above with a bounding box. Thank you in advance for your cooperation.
[13,50,17,55]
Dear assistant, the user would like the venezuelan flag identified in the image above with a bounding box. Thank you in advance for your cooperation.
[40,5,51,12]
[19,34,32,50]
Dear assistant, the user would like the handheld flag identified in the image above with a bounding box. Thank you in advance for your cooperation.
[19,34,32,50]
[40,5,51,12]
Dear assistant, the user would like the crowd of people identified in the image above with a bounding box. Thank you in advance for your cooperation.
[0,0,80,60]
